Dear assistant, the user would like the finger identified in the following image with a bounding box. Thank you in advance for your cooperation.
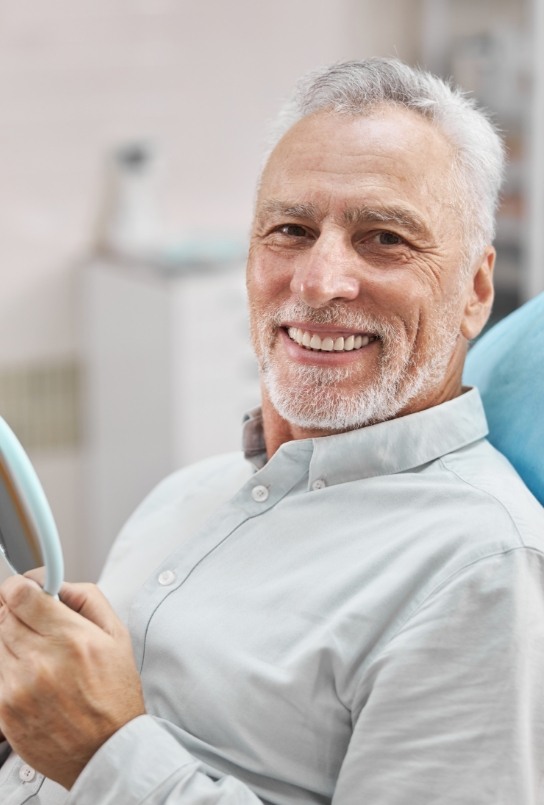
[57,581,124,636]
[0,576,126,642]
[0,640,23,664]
[0,604,35,659]
[0,603,18,660]
[0,593,41,665]
[0,575,72,637]
[23,567,46,587]
[24,570,118,631]
[23,570,114,627]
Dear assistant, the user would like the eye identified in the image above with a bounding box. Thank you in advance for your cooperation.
[375,231,404,245]
[276,224,310,238]
[355,229,412,265]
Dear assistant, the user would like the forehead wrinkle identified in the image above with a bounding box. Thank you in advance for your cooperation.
[255,198,433,241]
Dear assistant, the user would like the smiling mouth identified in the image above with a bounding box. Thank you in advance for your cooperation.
[286,326,379,353]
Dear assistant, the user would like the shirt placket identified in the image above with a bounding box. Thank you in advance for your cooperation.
[128,443,313,672]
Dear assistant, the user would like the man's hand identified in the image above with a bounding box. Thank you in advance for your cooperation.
[0,573,146,789]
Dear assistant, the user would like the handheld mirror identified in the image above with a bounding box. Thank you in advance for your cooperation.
[0,417,64,596]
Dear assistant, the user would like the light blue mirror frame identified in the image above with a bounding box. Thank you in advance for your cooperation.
[0,417,64,595]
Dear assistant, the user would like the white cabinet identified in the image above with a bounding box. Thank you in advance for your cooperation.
[81,258,259,579]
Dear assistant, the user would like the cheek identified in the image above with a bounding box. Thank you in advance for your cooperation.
[364,275,423,339]
[373,255,459,330]
[246,248,294,304]
[246,255,280,348]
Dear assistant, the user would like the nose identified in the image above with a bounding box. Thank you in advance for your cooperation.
[289,232,360,308]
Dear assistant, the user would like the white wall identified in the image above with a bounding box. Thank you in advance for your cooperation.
[0,0,421,579]
[0,0,422,364]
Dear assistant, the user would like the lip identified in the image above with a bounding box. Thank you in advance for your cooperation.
[281,321,374,338]
[278,326,379,365]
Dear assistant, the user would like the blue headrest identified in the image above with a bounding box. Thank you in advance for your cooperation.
[463,292,544,505]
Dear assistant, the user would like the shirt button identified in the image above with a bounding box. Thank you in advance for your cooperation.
[312,479,326,490]
[251,484,269,502]
[158,570,176,586]
[19,764,36,782]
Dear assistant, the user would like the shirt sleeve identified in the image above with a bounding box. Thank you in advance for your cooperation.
[67,716,264,805]
[6,549,544,804]
[332,546,544,805]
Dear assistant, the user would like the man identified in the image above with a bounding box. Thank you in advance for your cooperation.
[0,58,543,804]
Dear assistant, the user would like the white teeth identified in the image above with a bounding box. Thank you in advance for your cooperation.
[287,328,375,353]
[310,334,322,349]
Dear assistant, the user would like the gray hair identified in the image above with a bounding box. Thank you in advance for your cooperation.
[267,58,506,267]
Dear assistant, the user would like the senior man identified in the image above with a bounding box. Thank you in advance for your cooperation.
[0,58,543,805]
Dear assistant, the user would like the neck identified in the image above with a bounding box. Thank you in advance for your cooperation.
[260,389,356,459]
[259,369,466,459]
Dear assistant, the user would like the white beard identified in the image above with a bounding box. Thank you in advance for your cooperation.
[251,301,460,431]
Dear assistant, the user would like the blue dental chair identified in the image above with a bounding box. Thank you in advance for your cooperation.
[463,292,544,506]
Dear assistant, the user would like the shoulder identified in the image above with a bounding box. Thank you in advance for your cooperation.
[98,452,254,613]
[128,451,253,521]
[439,437,544,551]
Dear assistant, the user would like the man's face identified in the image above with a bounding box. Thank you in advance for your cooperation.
[247,106,493,432]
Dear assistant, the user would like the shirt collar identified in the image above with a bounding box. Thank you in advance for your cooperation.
[243,388,488,486]
[242,407,268,470]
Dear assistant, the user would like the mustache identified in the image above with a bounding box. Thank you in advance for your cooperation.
[270,301,397,339]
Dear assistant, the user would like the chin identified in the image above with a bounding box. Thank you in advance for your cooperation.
[264,372,402,431]
[263,351,455,431]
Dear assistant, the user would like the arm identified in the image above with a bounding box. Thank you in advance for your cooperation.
[68,717,265,804]
[2,550,543,804]
[332,548,544,804]
[0,575,146,789]
[0,576,263,804]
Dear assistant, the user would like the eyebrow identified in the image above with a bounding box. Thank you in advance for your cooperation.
[256,199,432,240]
[256,200,323,225]
[342,205,432,239]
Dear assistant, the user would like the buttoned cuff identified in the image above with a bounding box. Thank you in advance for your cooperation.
[67,715,202,804]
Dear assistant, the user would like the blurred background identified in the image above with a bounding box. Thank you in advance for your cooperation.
[0,0,542,581]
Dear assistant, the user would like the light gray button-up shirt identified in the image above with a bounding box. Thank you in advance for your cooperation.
[2,389,544,804]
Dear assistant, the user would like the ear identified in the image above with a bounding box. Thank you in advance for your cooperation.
[460,247,495,341]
